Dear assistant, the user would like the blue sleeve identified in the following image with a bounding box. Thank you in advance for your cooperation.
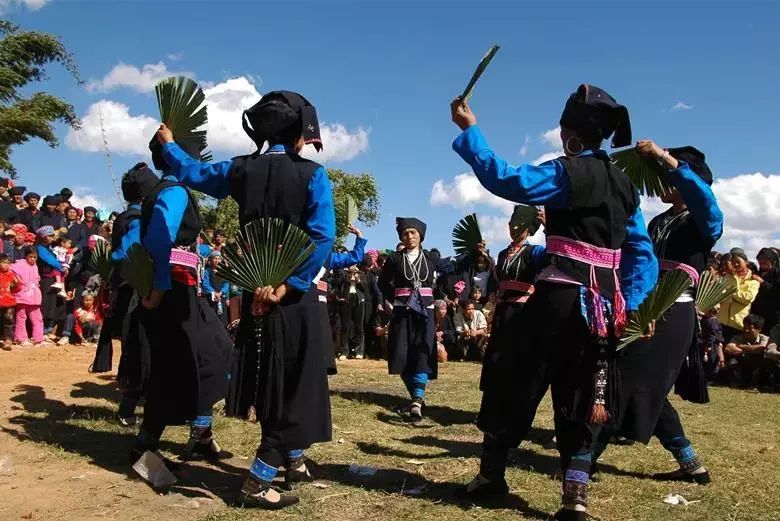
[37,245,63,271]
[619,206,659,311]
[162,142,233,199]
[668,162,723,243]
[110,218,140,263]
[142,186,187,291]
[287,166,336,292]
[202,268,216,293]
[452,125,570,208]
[329,236,367,270]
[220,279,230,295]
[530,245,546,266]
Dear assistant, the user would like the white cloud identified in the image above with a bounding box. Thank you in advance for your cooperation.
[166,53,183,62]
[430,172,514,215]
[533,149,563,165]
[86,61,195,93]
[670,101,693,112]
[201,76,262,154]
[641,173,780,259]
[541,126,561,149]
[519,135,530,157]
[0,0,49,11]
[302,123,370,163]
[69,187,105,212]
[65,100,158,156]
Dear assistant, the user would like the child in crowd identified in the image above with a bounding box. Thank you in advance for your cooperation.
[51,235,75,298]
[58,291,103,345]
[699,307,724,379]
[0,254,20,350]
[12,247,45,346]
[11,224,28,261]
[718,314,769,387]
[202,250,229,326]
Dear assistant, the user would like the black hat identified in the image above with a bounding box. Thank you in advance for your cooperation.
[122,162,159,202]
[43,195,59,207]
[84,206,98,214]
[668,146,713,185]
[396,217,427,242]
[757,247,779,265]
[242,91,322,152]
[9,186,25,196]
[24,192,40,202]
[59,187,73,200]
[0,178,8,188]
[560,84,631,148]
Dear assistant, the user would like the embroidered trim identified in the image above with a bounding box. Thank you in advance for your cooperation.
[316,280,328,292]
[395,287,433,297]
[547,235,621,269]
[562,480,589,506]
[660,260,700,286]
[169,249,199,270]
[564,469,590,484]
[498,280,534,293]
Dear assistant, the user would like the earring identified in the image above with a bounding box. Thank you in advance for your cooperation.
[565,136,584,155]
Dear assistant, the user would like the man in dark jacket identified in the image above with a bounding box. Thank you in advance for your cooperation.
[752,248,780,333]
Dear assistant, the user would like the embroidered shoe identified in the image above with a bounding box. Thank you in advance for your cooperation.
[652,468,711,485]
[552,509,587,521]
[454,474,509,501]
[183,438,233,461]
[239,475,299,510]
[285,463,314,488]
[409,400,424,422]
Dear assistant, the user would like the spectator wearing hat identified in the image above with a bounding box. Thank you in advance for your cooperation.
[10,224,28,261]
[718,249,761,342]
[59,187,73,203]
[82,206,100,234]
[752,248,780,333]
[0,179,17,222]
[17,192,40,229]
[9,186,26,212]
[65,207,86,249]
[38,195,67,231]
[213,229,226,252]
[202,250,229,327]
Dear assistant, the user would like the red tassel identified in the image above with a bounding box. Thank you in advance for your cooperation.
[588,403,610,425]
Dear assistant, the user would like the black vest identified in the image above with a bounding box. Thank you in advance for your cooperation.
[648,209,713,276]
[140,179,201,246]
[545,155,639,296]
[111,206,141,250]
[228,152,320,228]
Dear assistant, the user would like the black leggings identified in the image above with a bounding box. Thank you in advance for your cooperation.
[0,306,14,342]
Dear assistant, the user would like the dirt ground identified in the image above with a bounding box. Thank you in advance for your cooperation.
[0,343,225,521]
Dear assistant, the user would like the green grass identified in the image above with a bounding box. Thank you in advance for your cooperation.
[7,362,780,521]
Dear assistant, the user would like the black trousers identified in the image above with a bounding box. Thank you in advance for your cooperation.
[339,293,365,357]
[0,306,14,342]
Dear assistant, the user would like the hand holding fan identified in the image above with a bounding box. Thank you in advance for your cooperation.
[611,148,673,198]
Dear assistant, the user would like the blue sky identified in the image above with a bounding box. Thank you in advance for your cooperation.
[3,0,779,257]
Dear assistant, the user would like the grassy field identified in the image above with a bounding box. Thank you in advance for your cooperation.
[2,350,779,521]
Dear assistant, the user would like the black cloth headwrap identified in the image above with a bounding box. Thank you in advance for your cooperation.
[43,195,59,207]
[24,192,40,201]
[757,247,779,265]
[560,84,632,148]
[0,178,8,188]
[84,206,98,214]
[122,162,160,202]
[242,90,322,152]
[10,186,25,196]
[59,187,73,199]
[668,146,713,185]
[396,217,427,242]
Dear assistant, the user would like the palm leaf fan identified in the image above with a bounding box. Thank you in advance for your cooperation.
[217,218,315,293]
[345,195,359,226]
[155,76,211,161]
[452,213,483,256]
[611,148,674,198]
[121,244,154,298]
[618,269,693,350]
[696,270,736,313]
[89,239,113,281]
[461,44,501,100]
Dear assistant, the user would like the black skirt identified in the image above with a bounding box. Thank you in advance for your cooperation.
[615,300,695,443]
[91,284,134,373]
[40,277,66,324]
[227,289,332,450]
[140,283,232,426]
[387,306,437,378]
[117,292,151,392]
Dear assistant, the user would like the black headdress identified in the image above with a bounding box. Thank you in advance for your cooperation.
[24,192,40,202]
[84,206,98,215]
[9,186,25,196]
[396,217,427,242]
[668,146,713,185]
[122,162,159,202]
[42,195,59,207]
[0,178,8,188]
[242,91,322,152]
[560,84,631,148]
[59,187,73,200]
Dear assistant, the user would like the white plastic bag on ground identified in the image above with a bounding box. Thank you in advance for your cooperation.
[132,450,178,489]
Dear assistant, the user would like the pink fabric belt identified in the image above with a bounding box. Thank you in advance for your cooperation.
[546,235,626,338]
[546,236,621,268]
[395,287,433,297]
[169,249,199,270]
[660,260,699,286]
[498,280,534,293]
[316,280,328,292]
[498,294,532,304]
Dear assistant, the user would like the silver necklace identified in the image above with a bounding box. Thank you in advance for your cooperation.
[402,250,429,289]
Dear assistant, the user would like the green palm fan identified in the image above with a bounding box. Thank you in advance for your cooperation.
[461,44,501,100]
[618,269,693,350]
[611,148,673,197]
[696,270,736,313]
[452,213,483,256]
[89,239,113,281]
[217,218,315,293]
[155,76,212,161]
[345,195,359,226]
[121,244,154,298]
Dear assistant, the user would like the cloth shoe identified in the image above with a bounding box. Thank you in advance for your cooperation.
[454,474,509,501]
[553,509,587,521]
[239,474,299,510]
[57,337,69,346]
[652,468,711,485]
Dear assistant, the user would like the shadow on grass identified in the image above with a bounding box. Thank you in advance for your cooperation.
[2,383,247,504]
[332,389,476,426]
[308,461,550,520]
